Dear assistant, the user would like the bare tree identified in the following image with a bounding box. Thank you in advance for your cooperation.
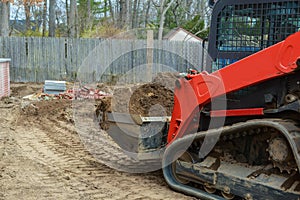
[144,0,151,27]
[86,0,93,30]
[108,0,114,22]
[104,0,107,18]
[118,0,127,28]
[21,0,43,34]
[1,0,212,37]
[69,0,77,37]
[24,0,31,31]
[0,0,10,36]
[49,0,56,37]
[132,0,139,28]
[158,0,175,40]
[126,0,131,29]
[42,0,47,36]
[197,0,211,29]
[65,0,69,33]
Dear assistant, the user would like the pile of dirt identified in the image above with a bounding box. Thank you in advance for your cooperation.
[96,72,178,129]
[129,83,174,116]
[128,72,178,117]
[97,72,178,116]
[97,82,175,129]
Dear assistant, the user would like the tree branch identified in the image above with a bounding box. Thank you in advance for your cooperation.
[158,0,175,40]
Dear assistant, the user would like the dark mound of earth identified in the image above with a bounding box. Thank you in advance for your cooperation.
[129,83,174,117]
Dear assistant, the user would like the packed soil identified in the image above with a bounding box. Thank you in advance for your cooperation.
[0,82,194,200]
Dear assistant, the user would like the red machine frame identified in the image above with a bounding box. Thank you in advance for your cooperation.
[167,31,300,143]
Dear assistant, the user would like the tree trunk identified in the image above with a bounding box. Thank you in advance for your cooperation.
[86,0,92,30]
[66,0,69,35]
[144,0,151,27]
[0,1,10,36]
[69,0,77,37]
[136,0,141,28]
[119,0,127,28]
[172,2,179,26]
[158,0,175,40]
[49,0,56,37]
[186,0,193,20]
[75,1,78,35]
[199,0,209,29]
[125,0,131,30]
[42,0,47,37]
[104,0,107,18]
[132,0,138,28]
[24,0,31,32]
[108,0,114,22]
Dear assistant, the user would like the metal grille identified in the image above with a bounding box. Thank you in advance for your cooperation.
[211,0,300,71]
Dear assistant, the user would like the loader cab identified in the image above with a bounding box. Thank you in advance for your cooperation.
[207,0,300,72]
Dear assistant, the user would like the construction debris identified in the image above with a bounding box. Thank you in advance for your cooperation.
[23,86,111,101]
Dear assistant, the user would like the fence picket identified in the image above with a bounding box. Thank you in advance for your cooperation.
[0,36,203,83]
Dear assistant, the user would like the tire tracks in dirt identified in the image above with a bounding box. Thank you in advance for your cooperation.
[5,100,193,200]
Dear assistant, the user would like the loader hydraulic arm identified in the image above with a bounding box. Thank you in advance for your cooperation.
[168,31,300,143]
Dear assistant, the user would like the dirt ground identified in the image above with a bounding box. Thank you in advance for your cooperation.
[0,83,195,200]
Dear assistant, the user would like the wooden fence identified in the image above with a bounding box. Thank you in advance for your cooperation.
[0,36,205,83]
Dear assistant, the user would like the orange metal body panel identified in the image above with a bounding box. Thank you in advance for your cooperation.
[167,31,300,143]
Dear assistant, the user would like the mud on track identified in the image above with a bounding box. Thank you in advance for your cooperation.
[0,83,194,200]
